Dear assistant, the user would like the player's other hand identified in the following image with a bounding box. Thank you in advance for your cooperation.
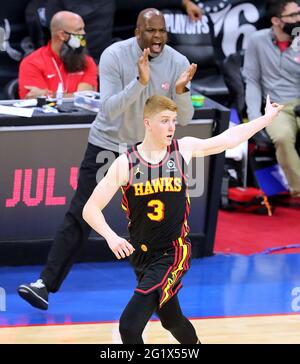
[264,95,284,121]
[107,235,135,259]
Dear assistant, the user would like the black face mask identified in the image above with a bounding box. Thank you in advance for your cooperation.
[282,21,300,36]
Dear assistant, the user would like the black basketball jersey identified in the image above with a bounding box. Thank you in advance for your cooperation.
[121,139,190,248]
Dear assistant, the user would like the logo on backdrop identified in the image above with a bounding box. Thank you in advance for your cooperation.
[164,0,263,57]
[291,287,300,312]
[291,27,300,52]
[0,18,34,60]
[0,27,5,51]
[0,19,23,60]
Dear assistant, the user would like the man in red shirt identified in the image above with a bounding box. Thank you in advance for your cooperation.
[18,11,98,99]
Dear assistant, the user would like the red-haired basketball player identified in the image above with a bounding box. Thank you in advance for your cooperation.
[83,94,283,344]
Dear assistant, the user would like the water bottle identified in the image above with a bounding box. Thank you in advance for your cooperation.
[56,82,63,106]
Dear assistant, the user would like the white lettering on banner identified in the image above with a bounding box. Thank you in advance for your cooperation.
[165,1,261,56]
[164,14,210,35]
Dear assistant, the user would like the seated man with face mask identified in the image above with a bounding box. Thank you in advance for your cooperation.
[18,11,98,99]
[243,0,300,197]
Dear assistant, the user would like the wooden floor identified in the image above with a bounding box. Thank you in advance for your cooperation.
[1,315,300,344]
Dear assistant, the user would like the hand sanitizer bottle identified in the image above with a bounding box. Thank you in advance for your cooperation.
[56,82,63,106]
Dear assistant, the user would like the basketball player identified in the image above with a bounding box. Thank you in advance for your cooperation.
[82,95,283,344]
[18,8,197,310]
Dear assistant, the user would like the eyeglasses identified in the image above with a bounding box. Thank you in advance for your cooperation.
[63,31,85,37]
[279,10,300,20]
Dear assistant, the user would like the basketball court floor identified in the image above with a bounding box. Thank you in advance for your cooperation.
[1,253,300,344]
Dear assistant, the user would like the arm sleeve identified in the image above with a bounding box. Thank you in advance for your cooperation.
[18,58,49,99]
[99,49,146,121]
[172,57,194,126]
[243,35,263,121]
[79,56,98,90]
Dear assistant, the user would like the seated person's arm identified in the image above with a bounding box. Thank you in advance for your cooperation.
[116,0,203,21]
[62,82,95,98]
[62,57,98,98]
[183,0,203,21]
[19,62,51,99]
[77,82,95,91]
[76,56,98,93]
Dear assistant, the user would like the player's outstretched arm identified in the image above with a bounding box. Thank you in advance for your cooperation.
[82,154,135,259]
[179,95,284,159]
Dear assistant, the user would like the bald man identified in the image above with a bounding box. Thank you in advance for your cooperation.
[18,8,197,311]
[18,11,97,99]
[89,8,197,150]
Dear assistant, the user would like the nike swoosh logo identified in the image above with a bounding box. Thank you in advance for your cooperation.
[47,74,55,79]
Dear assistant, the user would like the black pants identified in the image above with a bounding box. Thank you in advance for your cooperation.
[40,143,118,292]
[119,292,199,344]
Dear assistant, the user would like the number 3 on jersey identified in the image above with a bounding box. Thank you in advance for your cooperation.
[147,199,165,221]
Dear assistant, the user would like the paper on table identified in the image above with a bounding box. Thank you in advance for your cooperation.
[0,105,34,118]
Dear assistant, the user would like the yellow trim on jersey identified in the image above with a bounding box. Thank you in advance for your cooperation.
[160,237,188,307]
